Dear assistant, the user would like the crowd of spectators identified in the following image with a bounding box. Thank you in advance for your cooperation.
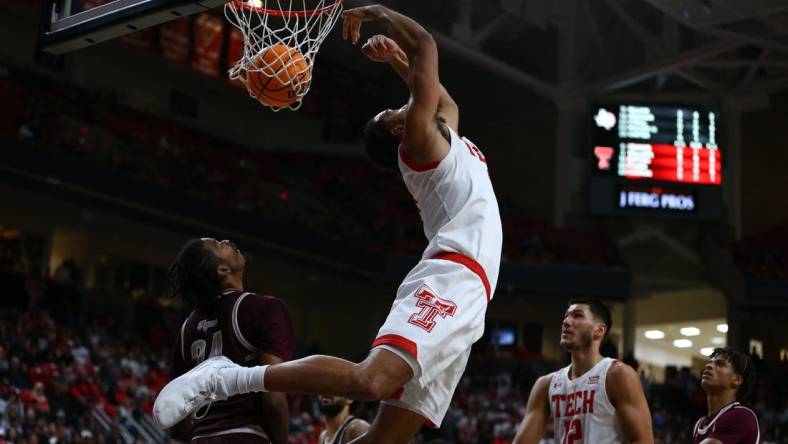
[1,261,787,444]
[283,343,788,444]
[0,289,171,443]
[0,64,618,268]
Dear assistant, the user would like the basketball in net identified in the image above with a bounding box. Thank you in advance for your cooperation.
[225,0,343,112]
[247,44,311,108]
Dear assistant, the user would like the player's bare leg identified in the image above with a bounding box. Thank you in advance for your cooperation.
[262,348,413,400]
[347,404,426,444]
[155,349,414,428]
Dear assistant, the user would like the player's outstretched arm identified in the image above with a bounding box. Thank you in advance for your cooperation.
[512,375,551,444]
[607,363,654,444]
[259,353,289,444]
[361,34,458,131]
[342,5,445,162]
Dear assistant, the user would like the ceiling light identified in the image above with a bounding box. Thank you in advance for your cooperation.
[680,327,701,336]
[644,330,665,339]
[711,337,725,345]
[673,339,693,348]
[700,347,714,356]
[716,324,728,333]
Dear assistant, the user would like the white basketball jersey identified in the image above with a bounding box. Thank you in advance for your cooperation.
[549,358,624,444]
[398,127,503,293]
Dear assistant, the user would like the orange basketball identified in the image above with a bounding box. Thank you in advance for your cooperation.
[246,44,311,108]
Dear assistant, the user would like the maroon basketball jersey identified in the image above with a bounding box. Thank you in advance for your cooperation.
[172,290,296,440]
[692,401,761,444]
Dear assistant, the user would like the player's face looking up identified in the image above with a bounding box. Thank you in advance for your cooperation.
[363,105,408,171]
[374,106,407,137]
[560,304,605,350]
[201,238,246,275]
[701,355,742,393]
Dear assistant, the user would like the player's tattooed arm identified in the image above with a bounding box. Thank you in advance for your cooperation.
[259,352,290,444]
[512,374,552,444]
[607,363,654,444]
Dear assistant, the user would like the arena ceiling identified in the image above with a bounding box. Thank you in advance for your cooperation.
[362,0,788,102]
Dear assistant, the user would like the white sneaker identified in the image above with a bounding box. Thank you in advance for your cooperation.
[153,355,237,429]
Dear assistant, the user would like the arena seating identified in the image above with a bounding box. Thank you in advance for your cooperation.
[1,273,785,444]
[0,66,618,268]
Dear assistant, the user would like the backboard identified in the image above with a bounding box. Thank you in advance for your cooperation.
[39,0,227,54]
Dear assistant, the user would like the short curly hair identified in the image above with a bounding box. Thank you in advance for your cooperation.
[363,115,399,171]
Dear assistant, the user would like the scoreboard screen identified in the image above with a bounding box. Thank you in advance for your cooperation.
[592,105,721,185]
[589,104,722,220]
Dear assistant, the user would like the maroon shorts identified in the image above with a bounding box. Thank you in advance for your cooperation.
[192,433,268,444]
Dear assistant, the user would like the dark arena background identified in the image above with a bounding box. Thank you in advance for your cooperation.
[1,0,788,442]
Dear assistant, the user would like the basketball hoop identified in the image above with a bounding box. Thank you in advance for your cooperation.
[225,0,343,111]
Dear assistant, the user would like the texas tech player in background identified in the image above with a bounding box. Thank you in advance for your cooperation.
[514,299,653,444]
[168,238,296,443]
[692,347,760,444]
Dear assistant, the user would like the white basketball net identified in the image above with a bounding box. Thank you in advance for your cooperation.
[225,0,343,111]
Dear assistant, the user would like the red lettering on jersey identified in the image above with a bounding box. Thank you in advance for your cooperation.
[552,394,565,418]
[463,139,487,163]
[562,419,582,444]
[558,390,597,417]
[407,284,457,333]
[565,391,574,416]
[582,389,596,414]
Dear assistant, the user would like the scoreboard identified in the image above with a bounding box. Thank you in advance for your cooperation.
[589,105,723,220]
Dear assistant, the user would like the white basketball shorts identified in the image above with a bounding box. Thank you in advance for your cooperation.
[371,252,491,427]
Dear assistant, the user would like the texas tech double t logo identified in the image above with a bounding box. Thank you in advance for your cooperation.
[408,284,457,332]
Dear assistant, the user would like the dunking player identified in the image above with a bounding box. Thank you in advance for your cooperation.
[317,396,370,444]
[154,4,502,443]
[164,238,296,443]
[692,347,759,444]
[513,300,654,444]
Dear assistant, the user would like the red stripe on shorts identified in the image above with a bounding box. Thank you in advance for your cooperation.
[371,334,418,360]
[431,252,491,302]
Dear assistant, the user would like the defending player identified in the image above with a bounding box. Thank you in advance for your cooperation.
[513,299,654,444]
[692,347,759,444]
[154,4,502,444]
[166,238,295,443]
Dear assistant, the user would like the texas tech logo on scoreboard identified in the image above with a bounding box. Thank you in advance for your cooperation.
[408,284,457,332]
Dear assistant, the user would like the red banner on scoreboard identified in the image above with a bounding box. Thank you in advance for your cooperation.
[192,14,224,78]
[160,17,190,64]
[624,144,722,185]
